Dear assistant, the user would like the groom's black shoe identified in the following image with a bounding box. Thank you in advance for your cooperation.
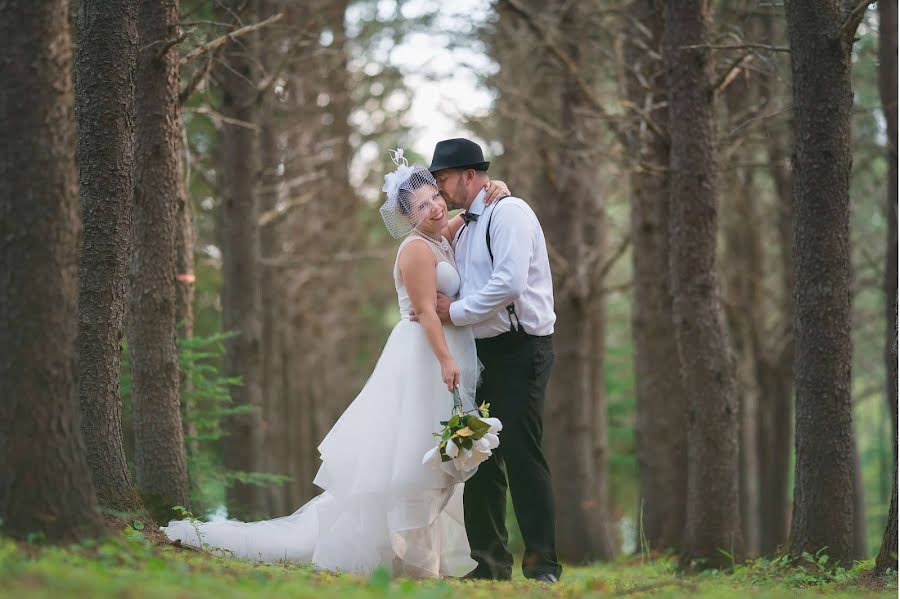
[532,573,559,584]
[462,568,510,581]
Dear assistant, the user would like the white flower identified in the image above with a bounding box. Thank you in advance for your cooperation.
[445,439,459,458]
[473,437,490,453]
[480,417,503,433]
[455,447,491,472]
[482,432,500,450]
[422,445,441,467]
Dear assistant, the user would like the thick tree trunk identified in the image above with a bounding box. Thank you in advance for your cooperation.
[722,167,763,558]
[216,0,265,519]
[784,0,859,565]
[0,0,105,542]
[73,0,145,514]
[663,0,744,568]
[875,0,898,576]
[625,0,687,554]
[758,64,794,553]
[539,0,616,563]
[130,0,190,519]
[257,0,288,514]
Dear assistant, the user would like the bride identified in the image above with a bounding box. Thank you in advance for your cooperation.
[162,153,509,579]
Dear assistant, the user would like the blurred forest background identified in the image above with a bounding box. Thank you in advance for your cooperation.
[1,0,897,577]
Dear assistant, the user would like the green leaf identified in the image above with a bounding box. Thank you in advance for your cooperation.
[467,417,490,437]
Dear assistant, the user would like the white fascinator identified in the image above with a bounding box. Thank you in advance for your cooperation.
[379,148,440,239]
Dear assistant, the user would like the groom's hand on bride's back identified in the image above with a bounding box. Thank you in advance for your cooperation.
[410,293,453,325]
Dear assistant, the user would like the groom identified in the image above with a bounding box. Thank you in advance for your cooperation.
[429,138,561,583]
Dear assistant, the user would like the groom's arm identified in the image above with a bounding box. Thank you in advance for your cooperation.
[445,203,533,326]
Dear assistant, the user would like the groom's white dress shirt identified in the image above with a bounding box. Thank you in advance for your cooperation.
[449,188,556,340]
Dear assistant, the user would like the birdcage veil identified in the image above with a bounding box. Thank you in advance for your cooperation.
[379,149,439,239]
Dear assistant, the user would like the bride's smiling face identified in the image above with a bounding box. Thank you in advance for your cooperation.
[406,184,448,235]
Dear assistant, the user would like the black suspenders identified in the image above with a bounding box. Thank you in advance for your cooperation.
[485,199,524,335]
[454,198,525,335]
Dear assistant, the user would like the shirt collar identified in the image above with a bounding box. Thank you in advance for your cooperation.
[467,187,487,217]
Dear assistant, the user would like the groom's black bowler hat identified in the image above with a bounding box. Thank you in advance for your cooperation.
[428,138,490,173]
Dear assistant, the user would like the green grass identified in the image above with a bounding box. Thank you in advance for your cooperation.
[0,527,895,599]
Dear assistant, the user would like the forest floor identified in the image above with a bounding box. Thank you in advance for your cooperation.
[0,520,896,598]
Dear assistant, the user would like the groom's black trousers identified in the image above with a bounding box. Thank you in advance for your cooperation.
[464,330,562,580]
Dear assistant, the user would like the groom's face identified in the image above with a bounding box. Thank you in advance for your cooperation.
[433,169,468,210]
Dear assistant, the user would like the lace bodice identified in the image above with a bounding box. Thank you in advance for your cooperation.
[393,234,460,319]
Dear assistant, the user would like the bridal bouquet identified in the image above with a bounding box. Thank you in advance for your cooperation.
[422,388,502,473]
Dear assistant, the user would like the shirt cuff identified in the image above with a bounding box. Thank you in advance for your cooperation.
[449,300,467,326]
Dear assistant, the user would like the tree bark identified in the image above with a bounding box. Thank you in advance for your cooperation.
[257,0,288,517]
[625,0,688,554]
[875,0,898,576]
[721,166,763,558]
[216,0,265,519]
[73,0,146,514]
[663,0,744,568]
[130,0,190,519]
[784,0,860,565]
[0,0,105,542]
[532,0,616,563]
[758,47,795,552]
[175,148,196,460]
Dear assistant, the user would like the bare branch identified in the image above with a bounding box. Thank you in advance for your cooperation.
[182,106,257,130]
[258,194,315,228]
[713,52,754,96]
[180,53,216,105]
[179,12,283,66]
[156,31,191,60]
[499,0,630,149]
[680,43,790,53]
[838,0,877,41]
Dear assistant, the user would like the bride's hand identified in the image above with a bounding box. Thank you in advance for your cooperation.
[484,180,510,205]
[440,357,460,392]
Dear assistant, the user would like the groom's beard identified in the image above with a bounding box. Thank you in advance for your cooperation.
[442,191,463,210]
[443,180,467,210]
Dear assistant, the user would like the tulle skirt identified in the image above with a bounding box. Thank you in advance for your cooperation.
[162,319,480,578]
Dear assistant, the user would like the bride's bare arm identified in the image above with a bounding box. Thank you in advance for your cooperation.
[442,214,465,242]
[398,240,460,391]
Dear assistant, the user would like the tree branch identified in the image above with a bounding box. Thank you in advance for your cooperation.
[156,31,191,60]
[713,52,754,96]
[838,0,877,41]
[182,106,257,130]
[499,0,630,149]
[179,12,283,66]
[680,43,790,53]
[258,194,314,228]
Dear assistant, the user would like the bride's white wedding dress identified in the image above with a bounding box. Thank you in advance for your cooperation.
[162,234,480,578]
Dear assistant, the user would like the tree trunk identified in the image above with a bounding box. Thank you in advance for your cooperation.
[851,427,867,558]
[216,0,265,519]
[175,150,196,460]
[784,0,860,565]
[0,0,105,542]
[663,0,744,568]
[537,0,616,563]
[130,0,190,519]
[73,0,145,514]
[722,166,763,558]
[758,52,794,553]
[875,0,898,576]
[257,0,288,516]
[624,0,687,554]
